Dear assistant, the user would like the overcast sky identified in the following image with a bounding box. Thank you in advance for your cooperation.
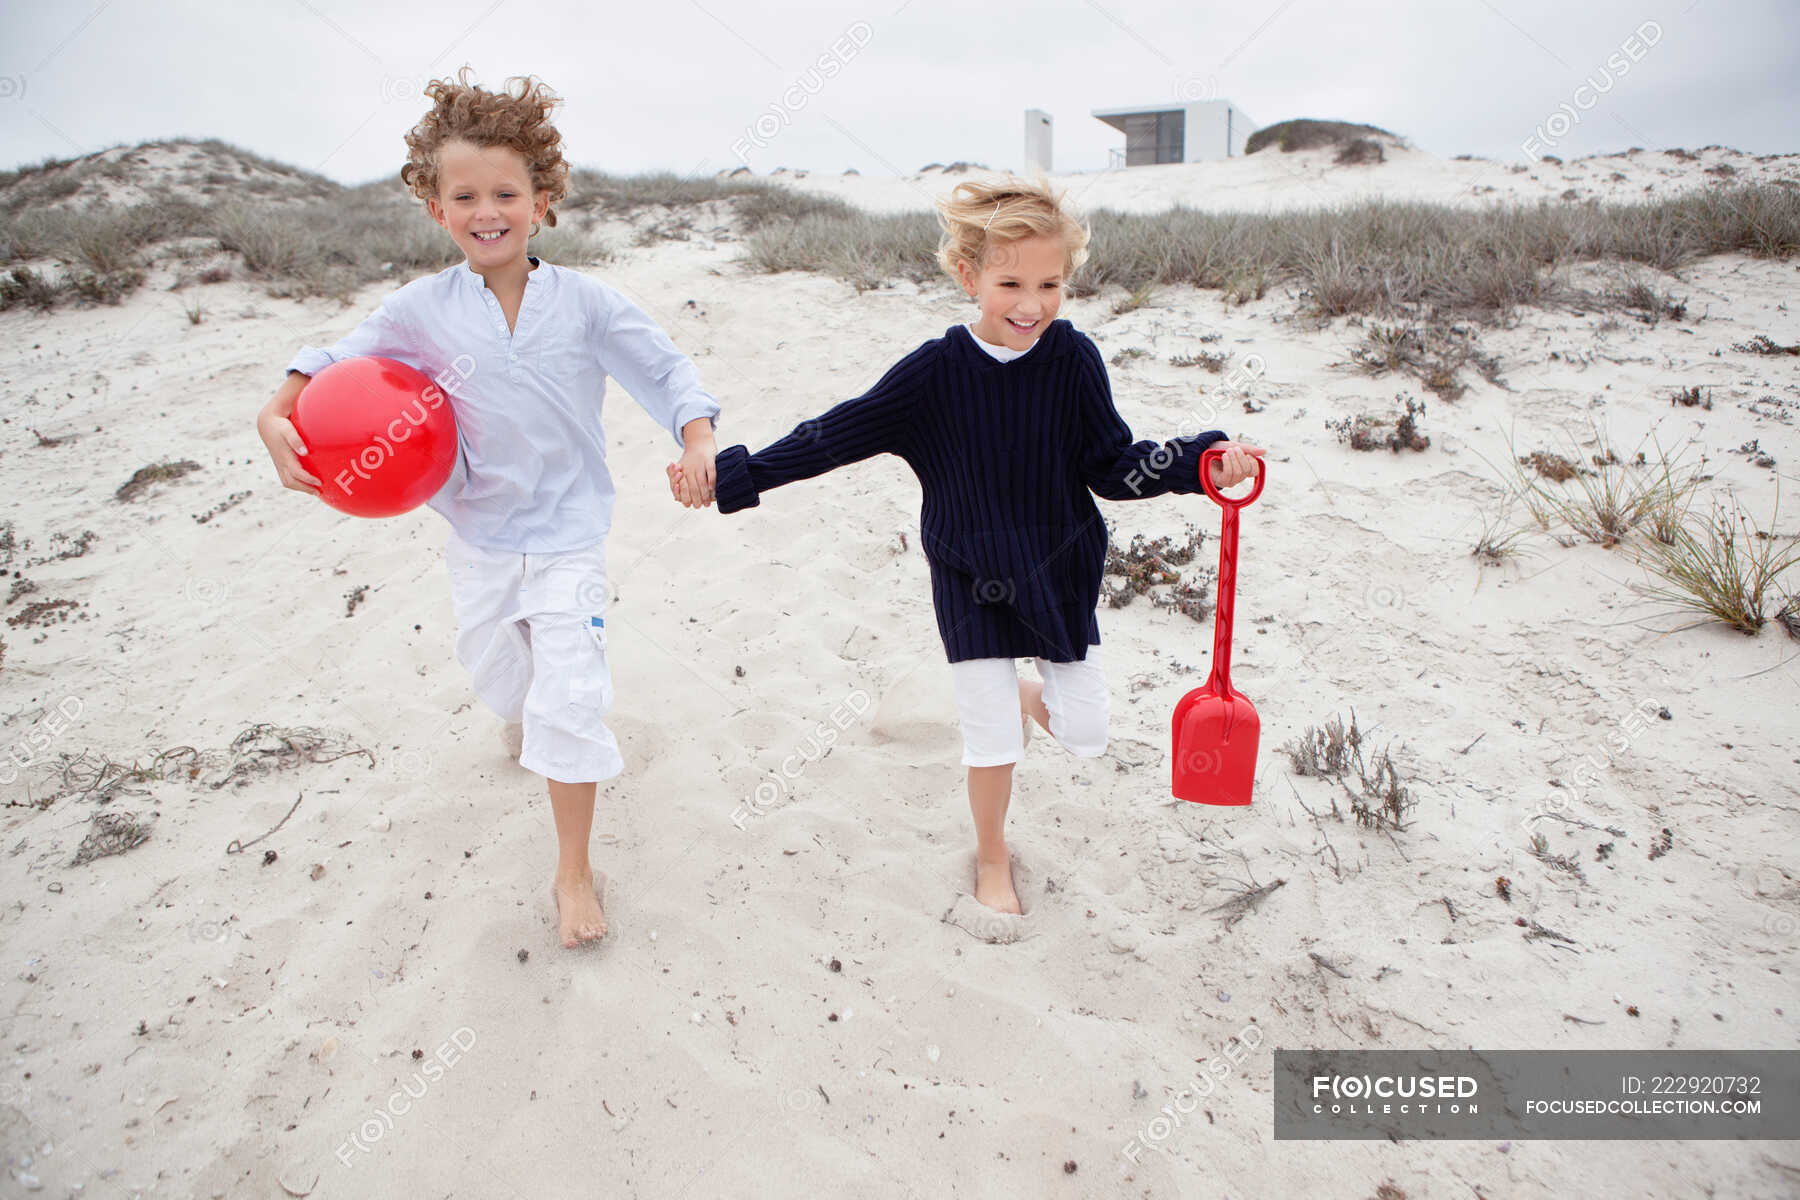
[3,0,1795,184]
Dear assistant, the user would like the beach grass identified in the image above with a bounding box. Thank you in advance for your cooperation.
[3,136,1797,321]
[744,184,1800,324]
[1631,493,1800,635]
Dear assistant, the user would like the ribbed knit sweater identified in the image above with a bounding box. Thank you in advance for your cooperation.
[714,319,1229,663]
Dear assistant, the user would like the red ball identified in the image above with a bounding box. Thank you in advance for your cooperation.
[291,357,459,518]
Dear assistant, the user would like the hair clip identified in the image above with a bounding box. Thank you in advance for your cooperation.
[983,202,1000,232]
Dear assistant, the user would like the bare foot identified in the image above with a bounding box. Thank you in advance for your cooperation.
[550,869,607,947]
[974,854,1023,915]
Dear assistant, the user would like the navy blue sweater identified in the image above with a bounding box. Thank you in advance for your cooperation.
[714,319,1229,663]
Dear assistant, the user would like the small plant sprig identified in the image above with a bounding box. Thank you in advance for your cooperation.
[1284,708,1417,832]
[1732,334,1800,356]
[1111,282,1156,315]
[1100,526,1211,619]
[1326,393,1429,452]
[1169,350,1227,372]
[1348,321,1501,400]
[1287,710,1362,778]
[1473,497,1530,564]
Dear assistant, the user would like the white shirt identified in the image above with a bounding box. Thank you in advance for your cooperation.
[966,323,1032,363]
[287,258,721,553]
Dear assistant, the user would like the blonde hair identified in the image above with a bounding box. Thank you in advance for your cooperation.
[401,67,570,229]
[934,176,1090,280]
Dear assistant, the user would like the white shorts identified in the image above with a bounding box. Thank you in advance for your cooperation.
[443,529,623,784]
[950,648,1109,767]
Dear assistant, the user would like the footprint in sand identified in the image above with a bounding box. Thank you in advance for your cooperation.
[944,893,1028,944]
[941,852,1036,944]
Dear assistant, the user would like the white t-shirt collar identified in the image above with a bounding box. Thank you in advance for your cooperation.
[966,322,1033,363]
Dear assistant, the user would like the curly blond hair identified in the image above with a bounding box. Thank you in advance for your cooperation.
[400,67,570,228]
[934,175,1089,280]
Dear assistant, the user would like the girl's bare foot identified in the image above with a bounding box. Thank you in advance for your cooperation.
[551,868,607,947]
[1019,678,1049,742]
[974,853,1022,914]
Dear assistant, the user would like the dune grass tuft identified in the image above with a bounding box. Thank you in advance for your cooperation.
[1498,421,1703,549]
[1483,423,1796,637]
[1631,493,1800,635]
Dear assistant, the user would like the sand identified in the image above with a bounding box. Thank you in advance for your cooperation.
[2,141,1797,1198]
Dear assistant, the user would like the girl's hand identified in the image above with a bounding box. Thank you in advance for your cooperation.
[1207,441,1266,490]
[257,378,322,495]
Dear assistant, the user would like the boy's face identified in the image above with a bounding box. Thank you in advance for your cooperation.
[427,139,550,271]
[956,233,1067,352]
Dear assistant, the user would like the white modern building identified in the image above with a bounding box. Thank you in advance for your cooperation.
[1092,100,1257,165]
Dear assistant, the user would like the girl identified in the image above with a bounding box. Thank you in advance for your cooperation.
[670,177,1264,916]
[256,71,722,948]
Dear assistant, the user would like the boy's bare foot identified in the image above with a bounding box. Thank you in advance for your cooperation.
[974,853,1023,915]
[550,868,607,947]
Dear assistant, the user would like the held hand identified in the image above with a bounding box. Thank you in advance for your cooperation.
[666,462,713,509]
[665,462,695,506]
[1207,441,1266,490]
[671,424,717,508]
[256,400,322,496]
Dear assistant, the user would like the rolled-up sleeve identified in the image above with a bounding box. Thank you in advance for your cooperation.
[592,283,721,446]
[285,291,419,378]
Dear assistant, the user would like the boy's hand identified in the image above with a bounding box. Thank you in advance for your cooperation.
[665,462,712,508]
[1207,441,1266,490]
[669,419,717,508]
[666,462,691,506]
[257,373,322,495]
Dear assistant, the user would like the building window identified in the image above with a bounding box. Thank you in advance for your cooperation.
[1123,111,1185,165]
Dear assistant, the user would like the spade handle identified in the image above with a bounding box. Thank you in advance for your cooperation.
[1199,448,1265,696]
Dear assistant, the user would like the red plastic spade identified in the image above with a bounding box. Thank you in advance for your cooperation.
[1172,447,1266,805]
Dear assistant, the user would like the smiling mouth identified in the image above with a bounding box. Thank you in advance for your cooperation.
[471,229,508,243]
[1006,317,1039,332]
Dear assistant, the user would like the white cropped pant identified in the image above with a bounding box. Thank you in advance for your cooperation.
[443,530,623,783]
[950,647,1110,767]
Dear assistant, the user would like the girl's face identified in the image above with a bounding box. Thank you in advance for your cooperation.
[956,233,1068,351]
[427,139,549,272]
